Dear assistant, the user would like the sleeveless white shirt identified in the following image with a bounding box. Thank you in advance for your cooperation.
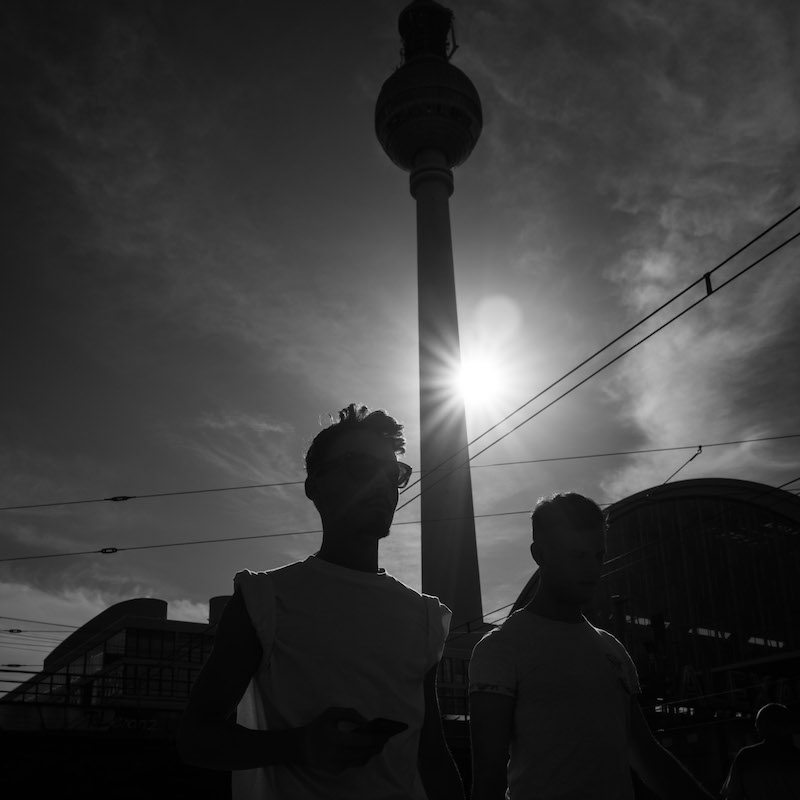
[233,556,451,799]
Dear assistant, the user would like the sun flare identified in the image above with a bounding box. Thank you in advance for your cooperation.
[456,355,506,410]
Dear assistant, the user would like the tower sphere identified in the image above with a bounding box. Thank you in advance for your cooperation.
[375,0,482,171]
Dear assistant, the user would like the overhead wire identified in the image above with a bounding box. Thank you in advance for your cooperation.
[5,473,798,692]
[0,616,78,628]
[4,434,797,514]
[469,434,800,470]
[2,433,798,563]
[0,629,72,635]
[662,446,703,484]
[396,226,800,513]
[2,206,798,522]
[0,479,308,512]
[597,473,800,581]
[1,209,798,689]
[2,478,798,684]
[395,203,800,501]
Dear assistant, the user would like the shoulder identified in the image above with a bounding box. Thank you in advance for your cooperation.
[735,743,766,763]
[382,577,452,621]
[592,624,632,657]
[469,627,518,696]
[590,624,641,691]
[234,560,308,590]
[234,560,305,582]
[472,623,518,661]
[381,571,427,600]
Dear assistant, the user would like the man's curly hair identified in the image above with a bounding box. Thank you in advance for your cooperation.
[305,403,406,476]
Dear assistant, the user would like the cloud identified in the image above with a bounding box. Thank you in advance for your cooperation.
[164,597,210,624]
[0,580,108,630]
[600,248,800,499]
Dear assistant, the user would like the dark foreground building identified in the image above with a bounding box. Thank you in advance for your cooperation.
[0,596,231,798]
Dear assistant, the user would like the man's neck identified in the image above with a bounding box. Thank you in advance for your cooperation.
[525,586,584,623]
[316,534,380,573]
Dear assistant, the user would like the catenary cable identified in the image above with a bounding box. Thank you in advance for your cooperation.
[2,208,798,683]
[395,228,800,513]
[5,470,797,687]
[3,432,797,513]
[662,446,703,484]
[396,204,800,500]
[3,474,799,690]
[1,432,797,562]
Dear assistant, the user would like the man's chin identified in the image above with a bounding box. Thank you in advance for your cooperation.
[342,509,394,538]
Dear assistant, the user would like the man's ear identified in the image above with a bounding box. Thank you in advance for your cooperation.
[304,476,315,501]
[530,540,543,566]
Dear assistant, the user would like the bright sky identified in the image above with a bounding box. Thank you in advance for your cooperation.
[2,0,800,684]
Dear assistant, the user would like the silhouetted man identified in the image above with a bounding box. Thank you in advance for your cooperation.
[178,404,463,800]
[721,702,800,799]
[469,492,712,800]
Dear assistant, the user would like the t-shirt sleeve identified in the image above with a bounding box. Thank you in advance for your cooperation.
[233,569,276,664]
[600,631,641,695]
[423,594,452,670]
[620,643,641,694]
[469,631,517,698]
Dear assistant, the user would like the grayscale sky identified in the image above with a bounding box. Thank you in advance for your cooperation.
[2,0,799,678]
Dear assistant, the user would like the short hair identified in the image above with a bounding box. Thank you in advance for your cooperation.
[755,703,791,740]
[305,403,406,476]
[531,492,606,543]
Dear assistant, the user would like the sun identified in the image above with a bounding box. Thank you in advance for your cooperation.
[456,354,506,411]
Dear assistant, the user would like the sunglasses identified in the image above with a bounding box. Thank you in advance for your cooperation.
[313,453,413,489]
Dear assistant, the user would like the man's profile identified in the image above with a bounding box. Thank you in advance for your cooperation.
[721,702,800,799]
[178,403,464,800]
[468,491,712,800]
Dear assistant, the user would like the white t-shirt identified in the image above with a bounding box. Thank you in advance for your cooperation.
[721,741,800,799]
[469,609,640,800]
[233,555,451,800]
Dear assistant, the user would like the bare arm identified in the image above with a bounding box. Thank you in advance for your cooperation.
[177,588,383,772]
[469,691,514,800]
[417,665,465,800]
[177,587,303,769]
[628,697,713,799]
[720,754,745,800]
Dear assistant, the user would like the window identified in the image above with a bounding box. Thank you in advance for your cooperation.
[689,627,731,639]
[439,658,453,684]
[86,645,104,674]
[747,636,784,648]
[176,668,191,697]
[106,630,126,656]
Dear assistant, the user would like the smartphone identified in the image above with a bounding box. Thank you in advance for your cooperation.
[361,717,409,738]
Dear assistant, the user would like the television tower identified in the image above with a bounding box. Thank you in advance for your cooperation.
[376,0,483,629]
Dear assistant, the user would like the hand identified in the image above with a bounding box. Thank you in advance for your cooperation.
[300,707,390,774]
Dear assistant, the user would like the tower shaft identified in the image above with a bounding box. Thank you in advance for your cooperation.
[412,149,482,630]
[376,0,484,632]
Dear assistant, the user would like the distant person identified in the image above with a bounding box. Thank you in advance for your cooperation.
[468,492,713,800]
[721,702,800,799]
[178,403,463,800]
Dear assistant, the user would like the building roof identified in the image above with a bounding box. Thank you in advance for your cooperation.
[45,598,168,670]
[608,477,800,526]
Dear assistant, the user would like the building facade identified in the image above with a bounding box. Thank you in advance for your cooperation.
[1,595,228,736]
